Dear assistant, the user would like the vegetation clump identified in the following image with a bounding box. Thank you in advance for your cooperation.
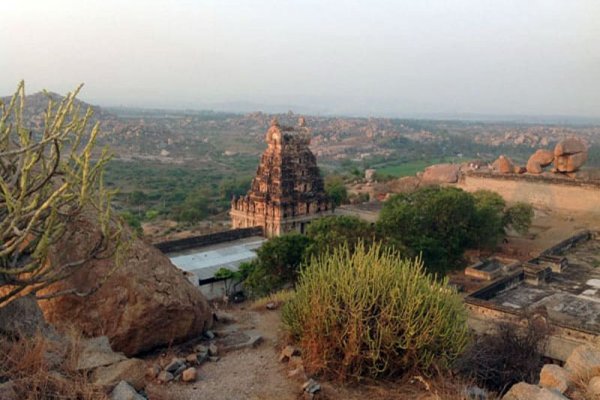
[0,82,122,305]
[282,243,469,380]
[377,186,533,274]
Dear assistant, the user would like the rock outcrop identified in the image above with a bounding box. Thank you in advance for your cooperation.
[554,138,588,173]
[39,213,213,356]
[421,163,461,184]
[492,155,515,174]
[503,344,600,399]
[527,149,555,174]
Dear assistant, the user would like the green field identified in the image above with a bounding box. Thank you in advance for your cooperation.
[375,158,461,178]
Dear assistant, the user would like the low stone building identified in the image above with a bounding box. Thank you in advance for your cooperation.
[465,231,600,361]
[230,117,333,237]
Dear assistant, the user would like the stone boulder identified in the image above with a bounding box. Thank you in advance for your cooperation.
[387,176,421,194]
[554,138,588,173]
[75,336,127,371]
[539,364,571,394]
[92,358,147,391]
[492,155,515,174]
[527,150,555,175]
[0,295,53,339]
[38,213,213,356]
[564,344,600,377]
[501,383,569,400]
[421,163,460,184]
[110,381,145,400]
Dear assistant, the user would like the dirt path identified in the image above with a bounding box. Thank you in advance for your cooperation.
[145,308,299,400]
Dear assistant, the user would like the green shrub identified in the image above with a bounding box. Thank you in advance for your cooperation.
[243,234,312,297]
[282,243,469,380]
[305,215,376,258]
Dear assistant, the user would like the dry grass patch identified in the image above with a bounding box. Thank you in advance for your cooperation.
[0,332,108,400]
[249,289,295,311]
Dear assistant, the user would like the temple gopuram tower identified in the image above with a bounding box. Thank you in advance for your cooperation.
[230,117,333,237]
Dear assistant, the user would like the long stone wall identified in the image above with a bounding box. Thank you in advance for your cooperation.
[457,173,600,214]
[155,227,263,254]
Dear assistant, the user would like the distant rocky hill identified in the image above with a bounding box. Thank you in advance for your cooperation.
[0,90,113,130]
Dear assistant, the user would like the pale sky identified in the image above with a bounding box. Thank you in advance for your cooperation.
[1,0,599,117]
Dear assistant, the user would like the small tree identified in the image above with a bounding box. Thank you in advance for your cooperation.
[243,234,311,297]
[0,82,121,306]
[324,175,348,207]
[283,243,469,380]
[305,215,376,257]
[503,202,534,235]
[377,186,478,274]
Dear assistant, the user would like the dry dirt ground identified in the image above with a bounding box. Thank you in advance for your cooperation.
[143,306,471,400]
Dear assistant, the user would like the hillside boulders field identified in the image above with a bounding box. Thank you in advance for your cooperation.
[39,213,213,356]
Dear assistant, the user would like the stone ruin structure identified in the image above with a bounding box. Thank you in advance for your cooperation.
[230,117,333,237]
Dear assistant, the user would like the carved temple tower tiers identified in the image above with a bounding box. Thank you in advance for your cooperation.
[230,117,333,237]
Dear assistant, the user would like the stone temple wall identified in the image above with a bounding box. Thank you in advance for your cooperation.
[457,173,600,215]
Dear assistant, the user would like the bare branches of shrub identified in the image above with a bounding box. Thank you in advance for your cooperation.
[455,314,549,394]
[0,81,122,306]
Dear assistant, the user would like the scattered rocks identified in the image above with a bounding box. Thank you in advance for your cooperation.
[185,353,199,365]
[91,358,147,391]
[157,371,174,384]
[266,302,278,310]
[204,330,216,340]
[182,367,197,383]
[505,344,600,399]
[302,378,321,394]
[194,344,208,353]
[209,356,220,362]
[208,343,219,356]
[110,380,145,400]
[279,345,301,363]
[146,364,161,379]
[165,358,186,374]
[539,364,572,393]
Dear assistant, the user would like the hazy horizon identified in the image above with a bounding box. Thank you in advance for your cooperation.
[2,1,599,118]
